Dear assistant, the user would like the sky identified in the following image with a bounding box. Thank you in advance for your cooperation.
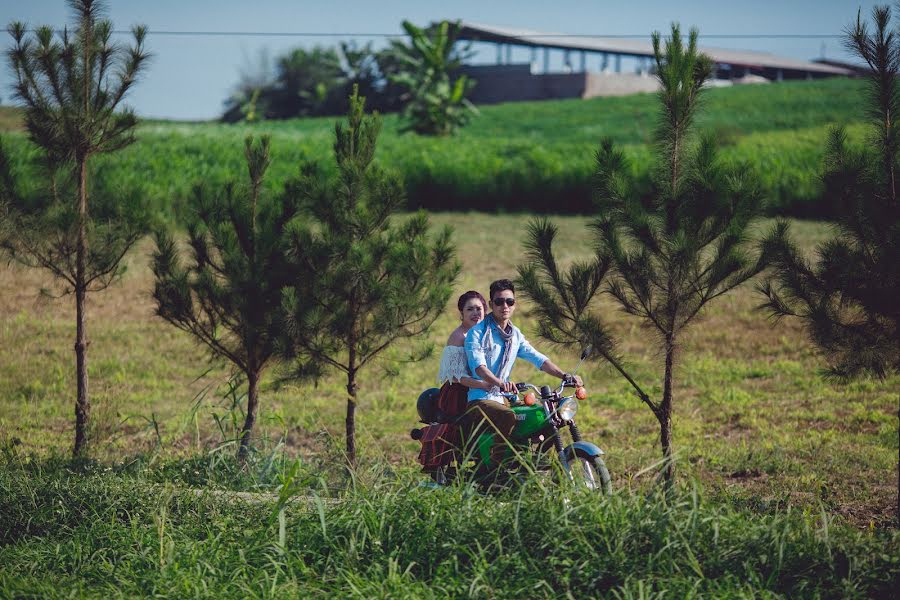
[0,0,880,121]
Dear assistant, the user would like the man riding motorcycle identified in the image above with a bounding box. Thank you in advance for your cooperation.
[462,279,581,479]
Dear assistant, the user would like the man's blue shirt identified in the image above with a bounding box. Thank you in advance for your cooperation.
[464,317,547,403]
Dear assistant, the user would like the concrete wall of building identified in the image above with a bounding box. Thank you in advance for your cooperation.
[461,65,586,103]
[583,72,660,98]
[461,64,661,104]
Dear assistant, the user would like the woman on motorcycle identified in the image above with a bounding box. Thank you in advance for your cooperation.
[436,291,491,415]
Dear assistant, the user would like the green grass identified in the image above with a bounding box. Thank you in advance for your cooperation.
[1,78,867,218]
[0,459,897,598]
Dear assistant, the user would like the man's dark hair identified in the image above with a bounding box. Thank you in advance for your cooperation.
[489,279,515,299]
[457,290,487,312]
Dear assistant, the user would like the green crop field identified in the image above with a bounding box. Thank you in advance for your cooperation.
[1,77,867,219]
[1,212,897,597]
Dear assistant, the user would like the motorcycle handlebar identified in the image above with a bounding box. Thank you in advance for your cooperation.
[508,379,578,396]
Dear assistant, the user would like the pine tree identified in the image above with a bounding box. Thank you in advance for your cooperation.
[518,25,768,487]
[0,0,148,456]
[758,6,899,379]
[280,86,459,466]
[152,136,296,459]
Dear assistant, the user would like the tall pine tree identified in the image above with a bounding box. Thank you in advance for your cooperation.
[280,86,459,466]
[759,6,899,379]
[518,25,768,487]
[152,136,296,459]
[0,0,149,456]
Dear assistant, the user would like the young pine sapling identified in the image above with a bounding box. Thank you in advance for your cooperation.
[280,87,459,466]
[152,136,297,459]
[0,0,149,456]
[518,25,768,488]
[759,6,899,380]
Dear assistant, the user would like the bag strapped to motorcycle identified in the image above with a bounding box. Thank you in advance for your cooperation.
[416,381,467,470]
[417,423,460,469]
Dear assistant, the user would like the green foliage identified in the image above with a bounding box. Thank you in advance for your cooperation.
[222,45,344,122]
[222,42,405,123]
[151,136,297,457]
[0,459,897,597]
[280,87,459,464]
[0,142,149,294]
[0,0,149,456]
[389,20,477,136]
[519,25,769,488]
[759,6,900,380]
[339,41,405,113]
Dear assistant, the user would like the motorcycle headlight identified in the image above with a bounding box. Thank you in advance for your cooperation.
[558,398,578,421]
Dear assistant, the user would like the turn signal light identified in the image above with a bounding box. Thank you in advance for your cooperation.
[575,387,588,400]
[523,392,537,406]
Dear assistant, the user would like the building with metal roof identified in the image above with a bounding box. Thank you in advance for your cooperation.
[451,21,854,104]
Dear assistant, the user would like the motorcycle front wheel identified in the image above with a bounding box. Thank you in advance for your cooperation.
[566,448,612,494]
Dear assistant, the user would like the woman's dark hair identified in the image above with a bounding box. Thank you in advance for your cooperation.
[457,290,487,312]
[489,279,515,300]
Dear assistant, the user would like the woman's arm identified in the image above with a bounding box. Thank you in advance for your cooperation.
[459,376,489,390]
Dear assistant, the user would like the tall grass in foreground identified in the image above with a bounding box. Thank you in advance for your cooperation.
[0,456,897,598]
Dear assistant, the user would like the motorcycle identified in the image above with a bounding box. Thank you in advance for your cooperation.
[411,347,611,493]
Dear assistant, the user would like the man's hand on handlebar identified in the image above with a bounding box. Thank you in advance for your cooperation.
[499,381,517,393]
[563,373,583,387]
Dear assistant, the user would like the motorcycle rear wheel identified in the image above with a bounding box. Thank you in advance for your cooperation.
[567,448,612,494]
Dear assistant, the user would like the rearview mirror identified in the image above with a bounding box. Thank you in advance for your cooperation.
[581,344,593,361]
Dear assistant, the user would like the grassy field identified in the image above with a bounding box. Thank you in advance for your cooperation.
[2,465,897,598]
[0,215,895,520]
[1,213,897,596]
[0,77,867,218]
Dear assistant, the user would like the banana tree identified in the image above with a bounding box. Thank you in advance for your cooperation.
[388,20,477,136]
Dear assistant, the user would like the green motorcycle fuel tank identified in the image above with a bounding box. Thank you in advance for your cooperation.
[476,403,548,466]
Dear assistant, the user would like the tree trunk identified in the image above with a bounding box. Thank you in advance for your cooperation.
[73,284,89,456]
[346,370,358,467]
[238,369,260,460]
[659,337,676,489]
[73,157,89,457]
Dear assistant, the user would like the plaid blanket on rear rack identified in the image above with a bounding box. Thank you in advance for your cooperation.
[417,423,460,469]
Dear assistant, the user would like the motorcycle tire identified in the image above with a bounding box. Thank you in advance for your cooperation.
[567,448,612,495]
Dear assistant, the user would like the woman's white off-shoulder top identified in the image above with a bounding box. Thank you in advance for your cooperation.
[437,345,470,385]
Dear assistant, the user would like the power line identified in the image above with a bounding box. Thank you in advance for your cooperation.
[33,29,845,39]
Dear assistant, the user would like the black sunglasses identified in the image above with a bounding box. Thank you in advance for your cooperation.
[492,298,516,307]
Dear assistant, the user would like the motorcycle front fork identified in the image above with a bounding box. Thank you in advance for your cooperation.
[551,421,581,480]
[549,424,573,478]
